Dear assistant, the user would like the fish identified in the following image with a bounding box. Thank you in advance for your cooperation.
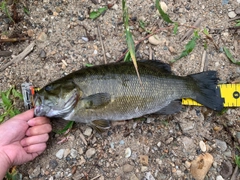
[34,60,224,131]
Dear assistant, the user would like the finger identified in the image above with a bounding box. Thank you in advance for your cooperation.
[21,134,49,147]
[11,109,34,121]
[26,124,52,136]
[27,117,51,126]
[23,143,47,154]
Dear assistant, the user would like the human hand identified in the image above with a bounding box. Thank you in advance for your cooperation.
[0,109,52,169]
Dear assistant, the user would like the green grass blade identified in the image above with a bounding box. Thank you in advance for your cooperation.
[122,0,142,84]
[53,121,74,134]
[155,0,173,23]
[124,51,131,62]
[223,47,240,65]
[171,31,199,63]
[23,6,30,15]
[89,7,108,20]
[173,22,178,35]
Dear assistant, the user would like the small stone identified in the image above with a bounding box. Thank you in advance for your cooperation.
[223,150,232,157]
[78,156,86,165]
[64,148,71,158]
[83,127,92,136]
[220,160,233,179]
[130,174,139,180]
[56,149,65,159]
[141,166,148,172]
[215,139,227,151]
[78,147,83,155]
[39,49,46,59]
[125,147,131,158]
[216,175,224,180]
[27,29,34,37]
[235,7,240,14]
[228,11,236,19]
[182,137,195,151]
[70,149,78,158]
[190,153,214,180]
[37,32,48,42]
[148,35,161,45]
[159,2,168,13]
[30,165,41,178]
[139,155,149,166]
[85,148,96,158]
[111,4,118,10]
[157,142,161,147]
[123,164,134,173]
[145,172,155,180]
[185,161,191,169]
[53,11,59,16]
[49,159,58,169]
[106,52,111,58]
[199,141,207,152]
[168,46,177,54]
[166,137,173,144]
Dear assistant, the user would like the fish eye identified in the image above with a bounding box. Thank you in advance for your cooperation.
[45,85,53,92]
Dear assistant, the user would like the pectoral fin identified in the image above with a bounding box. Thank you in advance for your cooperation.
[82,93,111,109]
[89,120,110,133]
[155,100,182,115]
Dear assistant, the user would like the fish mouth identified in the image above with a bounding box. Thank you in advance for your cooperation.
[34,95,50,116]
[34,89,79,118]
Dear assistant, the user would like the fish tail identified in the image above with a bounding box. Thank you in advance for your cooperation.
[188,71,224,111]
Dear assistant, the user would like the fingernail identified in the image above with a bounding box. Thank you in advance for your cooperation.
[26,130,31,136]
[27,119,35,126]
[20,139,26,146]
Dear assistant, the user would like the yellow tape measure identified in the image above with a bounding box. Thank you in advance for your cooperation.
[182,84,240,107]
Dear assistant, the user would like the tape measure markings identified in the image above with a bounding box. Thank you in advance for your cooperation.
[182,84,240,107]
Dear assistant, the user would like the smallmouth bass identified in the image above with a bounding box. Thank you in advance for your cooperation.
[34,60,224,131]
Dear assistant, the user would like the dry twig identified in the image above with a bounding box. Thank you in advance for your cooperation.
[0,42,35,72]
[200,50,208,72]
[97,25,107,64]
[0,37,29,43]
[180,18,204,41]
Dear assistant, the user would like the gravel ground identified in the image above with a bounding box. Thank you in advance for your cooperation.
[1,0,240,179]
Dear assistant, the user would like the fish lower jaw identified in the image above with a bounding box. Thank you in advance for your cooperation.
[63,109,75,121]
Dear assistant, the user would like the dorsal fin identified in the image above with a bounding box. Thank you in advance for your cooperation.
[138,60,172,73]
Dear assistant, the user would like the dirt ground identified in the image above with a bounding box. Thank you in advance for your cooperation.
[1,0,240,179]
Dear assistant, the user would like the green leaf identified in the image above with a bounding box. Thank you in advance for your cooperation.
[235,155,240,168]
[139,20,145,29]
[12,88,23,100]
[23,6,30,15]
[85,63,93,67]
[203,28,209,35]
[223,47,240,65]
[155,0,173,23]
[9,109,16,118]
[1,92,11,107]
[0,113,6,123]
[53,121,74,134]
[236,20,240,27]
[5,87,13,99]
[173,22,178,35]
[89,7,108,20]
[171,31,199,63]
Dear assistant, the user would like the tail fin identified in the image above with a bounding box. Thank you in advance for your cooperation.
[188,71,224,111]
